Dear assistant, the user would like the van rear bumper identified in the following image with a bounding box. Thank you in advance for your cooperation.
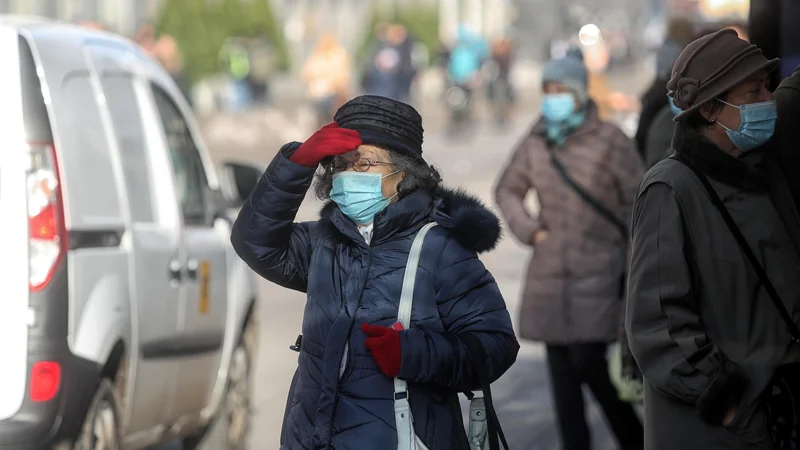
[0,338,101,450]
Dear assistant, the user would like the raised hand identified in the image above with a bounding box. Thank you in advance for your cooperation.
[289,122,362,167]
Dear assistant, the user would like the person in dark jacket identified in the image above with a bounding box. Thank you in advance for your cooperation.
[495,47,644,450]
[643,97,681,168]
[626,29,800,450]
[231,95,519,450]
[634,17,694,158]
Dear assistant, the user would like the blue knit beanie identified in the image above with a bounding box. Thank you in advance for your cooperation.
[542,46,589,103]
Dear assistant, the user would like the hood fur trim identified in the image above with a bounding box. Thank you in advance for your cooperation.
[433,187,502,253]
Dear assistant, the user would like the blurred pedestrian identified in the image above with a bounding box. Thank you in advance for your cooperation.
[447,25,489,88]
[494,46,645,450]
[434,37,452,69]
[231,95,519,449]
[635,17,694,158]
[488,37,516,123]
[626,29,800,450]
[73,17,103,31]
[643,96,681,168]
[154,34,192,107]
[361,23,404,100]
[361,22,391,96]
[247,33,277,105]
[219,37,253,111]
[133,22,157,57]
[387,24,418,103]
[301,34,352,128]
[445,25,490,122]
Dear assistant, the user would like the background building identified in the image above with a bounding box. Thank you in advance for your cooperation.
[0,0,161,35]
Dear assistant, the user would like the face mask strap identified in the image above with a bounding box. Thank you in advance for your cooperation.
[715,119,733,132]
[382,170,401,180]
[716,98,738,109]
[713,98,741,132]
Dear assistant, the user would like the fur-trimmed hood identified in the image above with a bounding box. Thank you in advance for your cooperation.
[320,187,502,253]
[431,187,502,253]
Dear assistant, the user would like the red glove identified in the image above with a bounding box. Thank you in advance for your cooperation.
[289,122,362,167]
[361,323,402,378]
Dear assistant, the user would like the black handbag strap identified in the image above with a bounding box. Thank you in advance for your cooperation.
[461,333,510,450]
[549,152,628,238]
[673,157,800,343]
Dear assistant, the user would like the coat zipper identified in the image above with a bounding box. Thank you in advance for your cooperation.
[326,246,373,449]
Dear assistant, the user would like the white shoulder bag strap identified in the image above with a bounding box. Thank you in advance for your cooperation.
[395,222,438,450]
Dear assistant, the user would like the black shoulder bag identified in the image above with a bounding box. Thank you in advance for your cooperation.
[549,152,643,401]
[674,157,800,450]
[549,152,627,238]
[460,333,511,450]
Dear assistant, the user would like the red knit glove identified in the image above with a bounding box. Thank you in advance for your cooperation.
[361,323,402,378]
[289,122,362,167]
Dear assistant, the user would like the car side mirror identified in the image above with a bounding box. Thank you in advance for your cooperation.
[220,160,265,208]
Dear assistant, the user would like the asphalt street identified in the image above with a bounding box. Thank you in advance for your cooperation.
[157,59,654,449]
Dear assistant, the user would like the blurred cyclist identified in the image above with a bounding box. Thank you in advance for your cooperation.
[446,26,490,101]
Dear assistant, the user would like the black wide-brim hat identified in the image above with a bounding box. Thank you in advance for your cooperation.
[334,95,425,160]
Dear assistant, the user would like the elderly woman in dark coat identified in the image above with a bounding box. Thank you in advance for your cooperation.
[626,29,800,450]
[231,95,519,450]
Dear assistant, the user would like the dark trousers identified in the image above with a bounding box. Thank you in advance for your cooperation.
[546,343,644,450]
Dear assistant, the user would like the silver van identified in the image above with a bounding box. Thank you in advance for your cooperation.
[0,16,264,450]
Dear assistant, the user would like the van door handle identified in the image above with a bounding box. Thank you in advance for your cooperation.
[186,259,199,281]
[168,259,183,286]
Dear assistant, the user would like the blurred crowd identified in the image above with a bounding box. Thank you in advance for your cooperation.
[299,22,523,133]
[74,19,280,112]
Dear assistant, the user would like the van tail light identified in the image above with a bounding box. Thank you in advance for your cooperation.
[27,143,66,292]
[30,361,61,402]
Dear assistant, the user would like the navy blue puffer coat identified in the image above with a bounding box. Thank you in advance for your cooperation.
[231,144,519,450]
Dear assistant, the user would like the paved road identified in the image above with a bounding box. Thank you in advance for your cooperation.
[156,59,653,449]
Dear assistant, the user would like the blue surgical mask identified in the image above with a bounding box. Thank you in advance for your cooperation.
[542,93,576,122]
[715,98,777,152]
[668,96,682,116]
[331,172,398,225]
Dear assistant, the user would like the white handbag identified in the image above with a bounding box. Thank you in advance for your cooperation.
[394,223,508,450]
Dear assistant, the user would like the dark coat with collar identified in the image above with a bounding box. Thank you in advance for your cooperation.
[626,122,800,450]
[231,143,519,450]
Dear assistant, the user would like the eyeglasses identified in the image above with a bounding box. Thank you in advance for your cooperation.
[328,158,393,173]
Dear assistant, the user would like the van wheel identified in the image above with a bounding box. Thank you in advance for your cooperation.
[184,310,256,450]
[226,307,257,450]
[74,379,122,450]
[224,339,252,449]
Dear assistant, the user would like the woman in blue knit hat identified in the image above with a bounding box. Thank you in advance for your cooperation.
[495,47,645,450]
